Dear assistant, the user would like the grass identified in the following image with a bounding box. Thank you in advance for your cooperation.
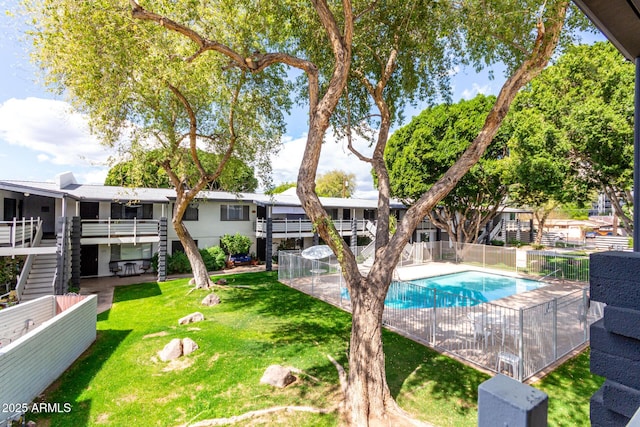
[30,271,602,426]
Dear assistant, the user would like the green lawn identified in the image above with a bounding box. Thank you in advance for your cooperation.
[30,272,602,426]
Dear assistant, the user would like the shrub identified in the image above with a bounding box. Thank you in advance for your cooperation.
[199,249,215,271]
[206,246,227,271]
[167,251,191,274]
[151,252,159,272]
[490,240,505,246]
[220,233,252,256]
[531,243,545,250]
[508,239,525,248]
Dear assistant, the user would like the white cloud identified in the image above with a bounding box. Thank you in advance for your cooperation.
[77,168,110,185]
[0,97,116,167]
[460,83,493,100]
[270,132,378,199]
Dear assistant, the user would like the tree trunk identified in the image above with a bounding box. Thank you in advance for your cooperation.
[172,216,214,289]
[344,275,400,426]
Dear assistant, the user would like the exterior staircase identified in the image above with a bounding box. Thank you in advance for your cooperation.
[20,240,58,302]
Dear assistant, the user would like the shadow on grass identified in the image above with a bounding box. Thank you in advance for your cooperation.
[112,282,161,303]
[384,331,490,417]
[214,271,487,417]
[537,349,604,426]
[29,328,132,425]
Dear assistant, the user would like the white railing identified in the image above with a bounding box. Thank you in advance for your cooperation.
[81,218,160,239]
[278,251,602,382]
[13,222,45,301]
[255,218,367,236]
[0,218,41,249]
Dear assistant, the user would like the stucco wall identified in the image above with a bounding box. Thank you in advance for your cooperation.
[0,295,97,425]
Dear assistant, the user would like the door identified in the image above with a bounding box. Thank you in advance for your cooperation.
[80,244,99,277]
[80,202,99,219]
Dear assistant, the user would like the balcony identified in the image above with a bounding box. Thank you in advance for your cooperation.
[255,218,367,238]
[0,218,41,248]
[254,217,437,238]
[81,218,160,244]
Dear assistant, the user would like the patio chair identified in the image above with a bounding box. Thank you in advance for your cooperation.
[140,259,152,274]
[466,312,492,347]
[496,351,520,378]
[109,261,121,276]
[498,314,519,348]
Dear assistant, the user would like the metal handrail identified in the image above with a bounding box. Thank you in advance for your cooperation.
[538,268,564,282]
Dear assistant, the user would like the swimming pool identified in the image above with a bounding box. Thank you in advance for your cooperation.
[350,271,546,309]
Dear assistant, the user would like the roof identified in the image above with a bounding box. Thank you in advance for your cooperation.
[0,174,403,210]
[573,0,640,61]
[0,180,173,203]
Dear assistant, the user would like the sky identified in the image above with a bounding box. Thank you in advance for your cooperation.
[0,3,607,199]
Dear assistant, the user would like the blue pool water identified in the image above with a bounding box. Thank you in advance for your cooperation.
[344,271,546,309]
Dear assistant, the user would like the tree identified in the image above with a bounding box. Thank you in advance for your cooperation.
[25,0,288,290]
[508,42,633,236]
[503,108,589,243]
[266,182,296,195]
[87,0,584,424]
[104,149,259,192]
[316,170,356,198]
[385,95,510,247]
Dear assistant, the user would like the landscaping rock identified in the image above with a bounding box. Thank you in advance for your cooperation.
[216,278,228,286]
[179,312,205,325]
[260,365,296,388]
[158,338,183,361]
[201,293,221,306]
[181,337,199,356]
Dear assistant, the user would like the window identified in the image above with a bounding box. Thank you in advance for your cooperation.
[184,204,199,221]
[221,204,250,221]
[111,203,154,219]
[3,198,17,221]
[172,240,198,254]
[343,209,351,221]
[111,243,152,261]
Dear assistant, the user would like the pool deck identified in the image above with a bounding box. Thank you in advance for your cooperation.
[282,261,598,382]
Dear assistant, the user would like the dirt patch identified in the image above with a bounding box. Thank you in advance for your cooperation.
[143,331,169,339]
[162,358,194,372]
[95,413,110,424]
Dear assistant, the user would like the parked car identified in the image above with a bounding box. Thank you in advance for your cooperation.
[585,231,597,238]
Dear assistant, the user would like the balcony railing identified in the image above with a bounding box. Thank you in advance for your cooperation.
[255,217,436,237]
[255,218,367,236]
[81,218,160,239]
[0,218,41,248]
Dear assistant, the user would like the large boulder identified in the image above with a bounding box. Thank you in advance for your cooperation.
[181,337,199,356]
[201,293,221,306]
[260,365,296,388]
[179,312,205,325]
[158,338,183,361]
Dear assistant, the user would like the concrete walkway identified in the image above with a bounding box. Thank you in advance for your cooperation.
[79,264,268,314]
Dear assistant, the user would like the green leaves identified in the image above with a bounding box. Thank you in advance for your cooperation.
[508,42,633,223]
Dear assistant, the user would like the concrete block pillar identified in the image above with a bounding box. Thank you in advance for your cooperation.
[478,374,548,427]
[70,217,81,290]
[589,251,640,426]
[351,218,358,255]
[266,217,273,272]
[157,218,167,282]
[529,219,534,243]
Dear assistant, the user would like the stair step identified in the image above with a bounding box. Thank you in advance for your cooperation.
[28,273,56,280]
[23,287,54,294]
[25,282,54,290]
